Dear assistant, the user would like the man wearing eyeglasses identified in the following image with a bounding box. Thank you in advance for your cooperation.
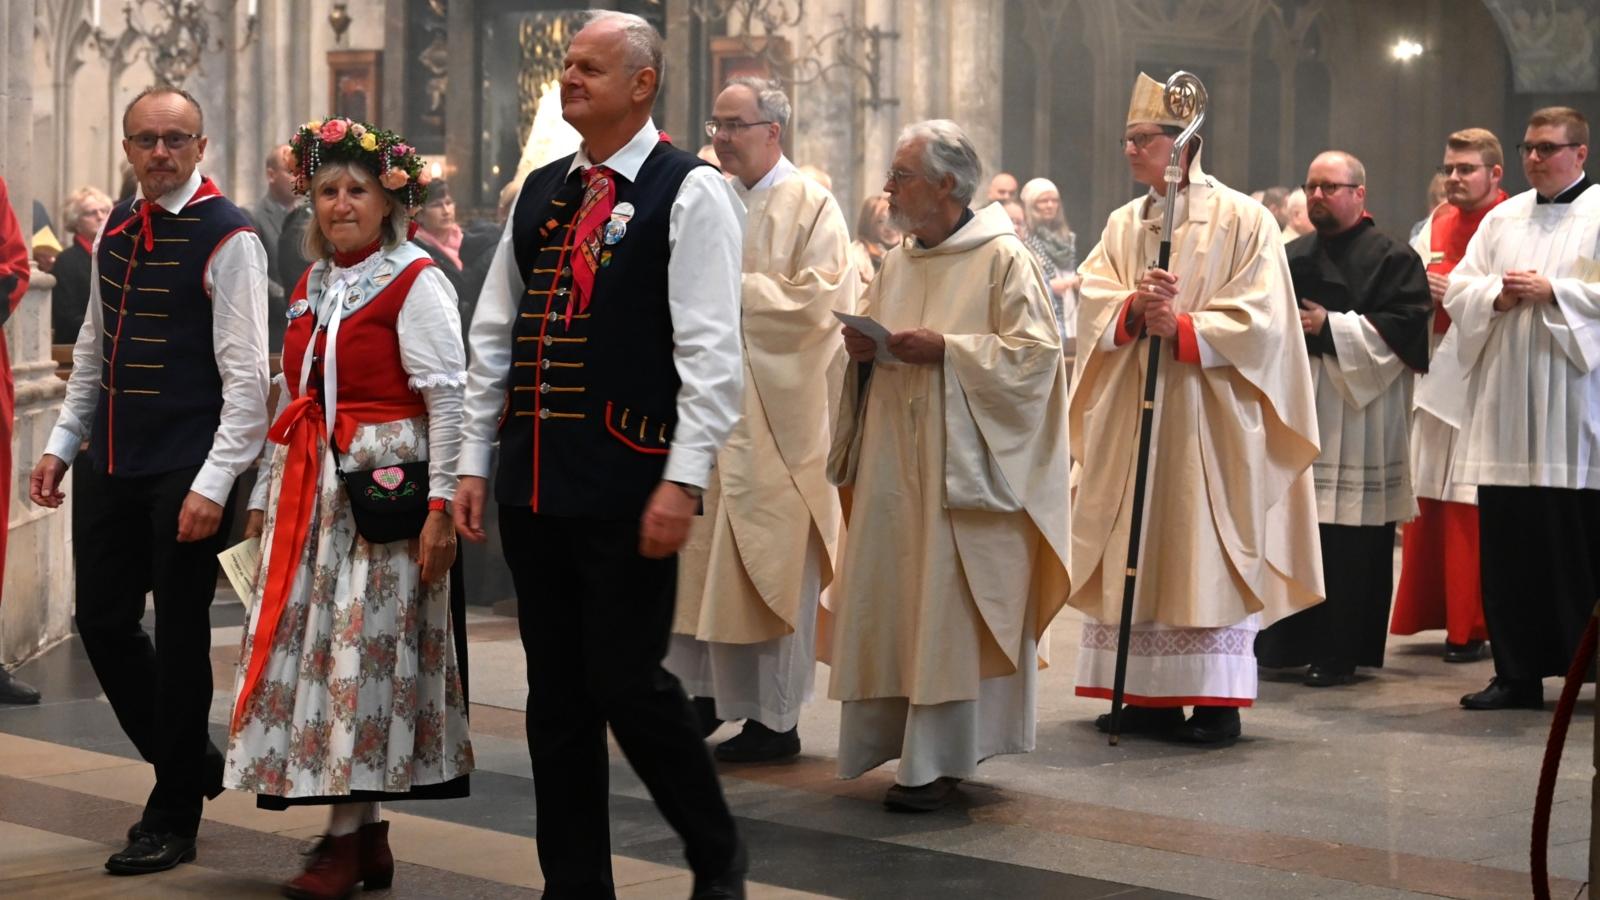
[1439,106,1600,712]
[1255,152,1431,687]
[665,78,857,766]
[1070,72,1322,744]
[28,85,270,874]
[1392,129,1508,665]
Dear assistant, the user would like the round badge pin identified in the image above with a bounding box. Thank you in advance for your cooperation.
[286,298,310,319]
[345,288,365,308]
[603,219,628,245]
[372,262,395,287]
[611,202,635,223]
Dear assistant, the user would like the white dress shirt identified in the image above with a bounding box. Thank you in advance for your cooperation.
[45,169,271,506]
[460,118,746,489]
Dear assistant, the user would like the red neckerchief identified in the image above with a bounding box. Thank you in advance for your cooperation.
[105,177,224,252]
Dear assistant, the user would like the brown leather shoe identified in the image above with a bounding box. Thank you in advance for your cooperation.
[357,821,394,890]
[282,832,361,900]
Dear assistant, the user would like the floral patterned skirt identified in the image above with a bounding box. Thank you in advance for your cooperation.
[224,416,474,800]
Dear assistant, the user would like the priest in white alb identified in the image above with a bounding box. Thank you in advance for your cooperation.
[1070,74,1324,744]
[1441,107,1600,711]
[665,77,858,762]
[827,120,1071,813]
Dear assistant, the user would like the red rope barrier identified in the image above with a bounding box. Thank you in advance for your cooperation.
[1531,607,1599,900]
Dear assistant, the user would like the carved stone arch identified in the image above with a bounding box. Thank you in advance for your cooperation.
[1478,0,1598,93]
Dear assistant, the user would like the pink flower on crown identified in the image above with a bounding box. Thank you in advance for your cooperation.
[380,167,410,190]
[417,167,434,186]
[350,122,367,139]
[319,118,349,143]
[391,143,413,158]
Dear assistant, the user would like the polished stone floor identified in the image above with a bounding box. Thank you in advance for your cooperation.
[0,584,1591,899]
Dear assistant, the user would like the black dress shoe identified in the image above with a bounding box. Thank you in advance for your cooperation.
[1167,706,1242,744]
[691,696,724,738]
[0,668,40,705]
[1443,640,1490,663]
[1304,664,1355,687]
[1094,705,1184,735]
[690,840,747,900]
[105,830,197,875]
[714,721,800,763]
[883,777,961,813]
[1460,676,1543,710]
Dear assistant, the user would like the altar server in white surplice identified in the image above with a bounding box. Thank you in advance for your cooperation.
[1443,107,1600,712]
[666,77,858,762]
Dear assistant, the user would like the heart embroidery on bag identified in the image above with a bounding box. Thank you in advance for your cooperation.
[372,467,405,491]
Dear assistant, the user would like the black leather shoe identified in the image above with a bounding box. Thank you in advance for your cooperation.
[1460,676,1543,710]
[691,696,724,738]
[690,840,747,900]
[1094,705,1184,735]
[714,722,800,763]
[105,830,197,875]
[1167,706,1242,744]
[0,668,40,705]
[126,822,148,844]
[883,777,961,813]
[1443,640,1490,663]
[1304,664,1355,687]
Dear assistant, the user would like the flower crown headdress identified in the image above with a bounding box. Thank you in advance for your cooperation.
[289,117,431,207]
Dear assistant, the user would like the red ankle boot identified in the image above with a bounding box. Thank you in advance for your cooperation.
[282,832,361,900]
[357,820,394,889]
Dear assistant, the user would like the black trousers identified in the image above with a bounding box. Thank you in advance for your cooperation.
[1256,523,1396,669]
[1479,485,1600,680]
[72,463,235,837]
[499,506,739,899]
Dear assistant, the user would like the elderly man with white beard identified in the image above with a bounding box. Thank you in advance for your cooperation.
[826,119,1071,813]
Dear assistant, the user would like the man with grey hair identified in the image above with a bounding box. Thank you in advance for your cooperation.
[455,10,749,897]
[827,119,1072,812]
[667,77,858,764]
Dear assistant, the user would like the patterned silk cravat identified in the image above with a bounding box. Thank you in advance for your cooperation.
[570,165,615,318]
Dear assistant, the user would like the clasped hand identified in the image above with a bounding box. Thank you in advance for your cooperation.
[1496,270,1554,311]
[1130,268,1179,339]
[840,325,945,365]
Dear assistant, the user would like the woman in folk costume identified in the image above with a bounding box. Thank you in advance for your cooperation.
[225,117,473,900]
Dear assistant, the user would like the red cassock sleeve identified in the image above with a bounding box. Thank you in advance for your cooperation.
[0,178,30,310]
[1112,294,1143,346]
[1172,313,1201,364]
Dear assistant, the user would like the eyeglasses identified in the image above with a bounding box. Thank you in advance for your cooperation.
[1517,141,1581,159]
[1119,132,1169,151]
[1435,163,1485,177]
[125,132,201,151]
[1302,182,1360,196]
[884,168,927,185]
[703,119,773,138]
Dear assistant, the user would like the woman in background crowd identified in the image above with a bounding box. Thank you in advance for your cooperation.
[848,193,901,285]
[1019,177,1078,339]
[50,186,113,345]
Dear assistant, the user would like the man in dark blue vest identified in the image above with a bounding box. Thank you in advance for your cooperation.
[456,11,748,899]
[29,86,270,875]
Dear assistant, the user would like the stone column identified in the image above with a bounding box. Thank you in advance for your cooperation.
[1,0,74,666]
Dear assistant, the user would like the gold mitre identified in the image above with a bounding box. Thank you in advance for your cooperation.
[1126,72,1194,128]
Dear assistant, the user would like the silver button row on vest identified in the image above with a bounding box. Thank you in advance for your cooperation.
[540,359,551,370]
[539,383,551,394]
[538,408,551,419]
[543,334,553,346]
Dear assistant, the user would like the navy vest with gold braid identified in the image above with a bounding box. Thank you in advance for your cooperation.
[499,140,710,519]
[91,180,255,476]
